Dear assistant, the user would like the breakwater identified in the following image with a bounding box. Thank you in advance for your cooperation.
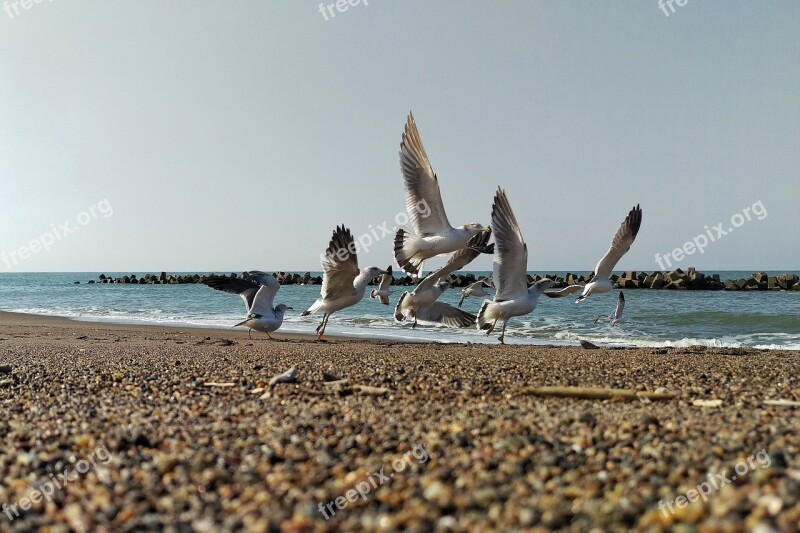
[75,269,800,291]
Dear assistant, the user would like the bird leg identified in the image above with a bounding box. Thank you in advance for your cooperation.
[248,329,252,340]
[266,332,273,340]
[498,321,507,344]
[317,314,329,340]
[486,319,498,335]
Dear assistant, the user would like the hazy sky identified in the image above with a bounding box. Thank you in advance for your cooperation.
[1,1,798,273]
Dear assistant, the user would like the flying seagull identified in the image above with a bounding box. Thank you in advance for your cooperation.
[477,188,554,344]
[575,204,642,302]
[394,230,491,328]
[301,225,387,339]
[595,291,625,325]
[394,112,486,276]
[370,266,394,305]
[202,271,292,339]
[458,278,492,308]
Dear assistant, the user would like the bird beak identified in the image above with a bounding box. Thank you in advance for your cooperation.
[287,307,294,310]
[482,227,491,233]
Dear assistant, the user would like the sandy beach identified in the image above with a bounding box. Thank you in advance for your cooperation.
[0,311,798,532]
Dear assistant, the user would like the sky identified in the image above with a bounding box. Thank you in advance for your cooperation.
[1,1,798,273]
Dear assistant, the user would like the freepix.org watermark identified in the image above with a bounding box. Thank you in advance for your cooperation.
[2,444,112,521]
[318,199,430,264]
[3,0,54,19]
[317,443,428,520]
[318,0,368,22]
[658,448,771,517]
[658,0,689,17]
[654,200,766,270]
[1,198,113,269]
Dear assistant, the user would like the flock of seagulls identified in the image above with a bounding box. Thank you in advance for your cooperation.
[203,112,643,343]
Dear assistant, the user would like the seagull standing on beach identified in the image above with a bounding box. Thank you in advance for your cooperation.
[394,230,491,328]
[458,278,492,308]
[370,266,394,305]
[575,205,642,303]
[595,292,625,325]
[302,225,387,339]
[202,271,292,339]
[394,112,485,276]
[477,188,554,344]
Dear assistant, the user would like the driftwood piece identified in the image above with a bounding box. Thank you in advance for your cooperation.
[523,386,676,401]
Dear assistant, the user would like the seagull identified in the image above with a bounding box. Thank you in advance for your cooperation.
[477,188,554,344]
[394,230,491,328]
[370,266,394,305]
[595,291,625,325]
[394,112,486,276]
[201,271,292,339]
[575,205,642,302]
[458,278,492,308]
[301,225,387,339]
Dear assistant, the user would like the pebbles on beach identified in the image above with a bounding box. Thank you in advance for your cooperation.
[0,319,798,531]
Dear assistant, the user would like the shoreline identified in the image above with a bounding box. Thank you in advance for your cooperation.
[3,310,799,351]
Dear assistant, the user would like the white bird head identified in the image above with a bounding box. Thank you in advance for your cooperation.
[362,266,386,278]
[274,304,293,315]
[460,223,485,235]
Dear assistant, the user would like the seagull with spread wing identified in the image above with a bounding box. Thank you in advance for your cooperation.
[458,278,492,308]
[394,230,491,328]
[202,271,292,339]
[477,188,554,344]
[370,266,394,305]
[394,112,485,276]
[595,291,625,325]
[575,205,642,302]
[301,225,387,339]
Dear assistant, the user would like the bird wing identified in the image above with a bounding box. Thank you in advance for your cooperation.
[490,188,529,302]
[613,292,625,320]
[415,302,476,328]
[320,225,359,301]
[593,205,642,279]
[249,276,281,317]
[202,275,260,313]
[377,266,393,291]
[399,112,452,235]
[415,229,492,293]
[543,284,585,298]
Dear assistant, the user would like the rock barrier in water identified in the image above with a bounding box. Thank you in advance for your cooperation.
[76,269,800,291]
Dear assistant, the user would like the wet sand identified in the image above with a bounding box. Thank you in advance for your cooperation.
[0,311,798,531]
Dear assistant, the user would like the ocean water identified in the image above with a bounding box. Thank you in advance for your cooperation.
[0,272,798,350]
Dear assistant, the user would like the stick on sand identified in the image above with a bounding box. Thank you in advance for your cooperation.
[523,386,676,401]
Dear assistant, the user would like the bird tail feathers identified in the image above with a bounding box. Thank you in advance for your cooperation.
[394,229,424,276]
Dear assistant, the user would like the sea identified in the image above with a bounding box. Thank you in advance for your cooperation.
[1,272,798,350]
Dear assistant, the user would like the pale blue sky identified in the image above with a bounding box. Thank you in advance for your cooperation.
[1,1,798,273]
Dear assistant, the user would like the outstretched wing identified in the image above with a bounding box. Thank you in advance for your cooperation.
[248,273,281,316]
[543,284,584,298]
[416,229,492,293]
[593,205,642,279]
[399,112,452,235]
[415,302,476,328]
[202,275,259,313]
[320,225,359,301]
[377,266,393,291]
[490,188,529,302]
[613,292,625,320]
